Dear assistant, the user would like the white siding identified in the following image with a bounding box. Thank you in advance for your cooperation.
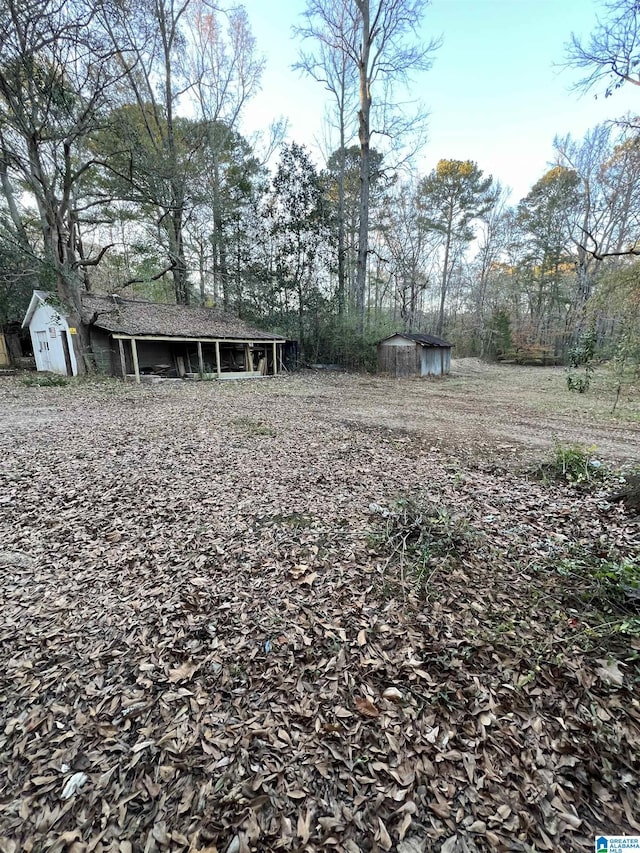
[29,303,78,376]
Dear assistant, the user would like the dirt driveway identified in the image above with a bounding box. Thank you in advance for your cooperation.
[268,360,640,467]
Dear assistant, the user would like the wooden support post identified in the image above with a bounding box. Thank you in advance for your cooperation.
[197,341,204,375]
[246,343,254,372]
[131,338,140,384]
[118,338,127,379]
[272,341,277,376]
[215,340,221,379]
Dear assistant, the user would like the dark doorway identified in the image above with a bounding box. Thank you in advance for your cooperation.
[62,331,73,376]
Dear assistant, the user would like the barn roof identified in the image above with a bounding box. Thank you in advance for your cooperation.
[81,293,285,341]
[380,332,453,348]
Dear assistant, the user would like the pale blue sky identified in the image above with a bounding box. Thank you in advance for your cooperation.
[239,0,639,201]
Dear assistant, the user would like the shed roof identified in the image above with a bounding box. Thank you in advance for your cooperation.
[80,293,285,341]
[380,332,453,348]
[21,290,53,328]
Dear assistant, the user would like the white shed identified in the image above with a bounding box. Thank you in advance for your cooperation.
[22,291,79,376]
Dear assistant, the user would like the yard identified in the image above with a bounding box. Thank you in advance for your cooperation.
[1,362,639,853]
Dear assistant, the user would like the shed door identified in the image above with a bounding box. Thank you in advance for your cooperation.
[36,330,51,371]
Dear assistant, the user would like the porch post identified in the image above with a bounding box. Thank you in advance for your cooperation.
[272,341,277,376]
[245,343,254,372]
[131,338,140,384]
[118,339,127,379]
[215,340,221,379]
[197,341,204,375]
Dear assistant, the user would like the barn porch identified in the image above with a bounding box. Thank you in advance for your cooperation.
[111,334,285,383]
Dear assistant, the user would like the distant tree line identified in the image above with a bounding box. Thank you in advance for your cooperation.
[0,0,638,374]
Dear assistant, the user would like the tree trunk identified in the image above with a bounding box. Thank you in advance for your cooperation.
[355,0,372,336]
[437,208,453,336]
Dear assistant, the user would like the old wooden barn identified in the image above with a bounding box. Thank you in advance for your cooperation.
[23,291,289,382]
[377,332,453,378]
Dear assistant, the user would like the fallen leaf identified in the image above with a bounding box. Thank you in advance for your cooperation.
[382,686,403,703]
[354,697,380,718]
[595,658,624,687]
[168,661,198,683]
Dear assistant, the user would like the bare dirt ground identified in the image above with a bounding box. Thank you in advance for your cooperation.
[1,364,639,853]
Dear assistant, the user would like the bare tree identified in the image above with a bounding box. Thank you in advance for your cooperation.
[566,0,640,96]
[296,0,438,333]
[185,1,264,307]
[296,3,359,317]
[95,0,197,304]
[0,0,122,367]
[379,181,434,329]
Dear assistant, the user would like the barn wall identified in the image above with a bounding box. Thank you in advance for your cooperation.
[90,328,115,374]
[422,347,442,376]
[0,334,9,367]
[377,342,420,377]
[420,346,452,376]
[380,335,414,348]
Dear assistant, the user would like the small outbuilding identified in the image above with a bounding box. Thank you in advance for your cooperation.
[377,332,453,378]
[23,291,289,382]
[22,290,79,376]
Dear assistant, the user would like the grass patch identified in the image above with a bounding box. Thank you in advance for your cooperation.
[21,374,69,387]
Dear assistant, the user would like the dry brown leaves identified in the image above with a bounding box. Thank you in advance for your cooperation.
[0,371,638,852]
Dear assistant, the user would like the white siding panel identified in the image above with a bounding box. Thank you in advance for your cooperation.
[29,302,78,376]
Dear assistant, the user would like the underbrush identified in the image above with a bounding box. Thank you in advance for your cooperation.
[536,439,607,486]
[369,496,475,596]
[553,548,640,635]
[21,374,69,387]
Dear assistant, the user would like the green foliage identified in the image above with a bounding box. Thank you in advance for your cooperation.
[545,440,606,485]
[309,313,395,371]
[555,553,640,618]
[592,261,640,412]
[418,159,495,242]
[21,374,68,387]
[566,326,596,393]
[486,309,512,360]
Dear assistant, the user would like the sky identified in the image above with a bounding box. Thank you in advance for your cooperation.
[237,0,640,202]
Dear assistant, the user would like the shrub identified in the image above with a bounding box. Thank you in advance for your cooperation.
[546,440,606,485]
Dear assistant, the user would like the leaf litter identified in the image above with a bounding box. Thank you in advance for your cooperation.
[0,369,639,852]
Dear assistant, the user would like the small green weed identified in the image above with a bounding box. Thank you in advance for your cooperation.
[269,512,314,529]
[22,374,69,387]
[539,440,606,485]
[555,553,640,617]
[566,326,596,393]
